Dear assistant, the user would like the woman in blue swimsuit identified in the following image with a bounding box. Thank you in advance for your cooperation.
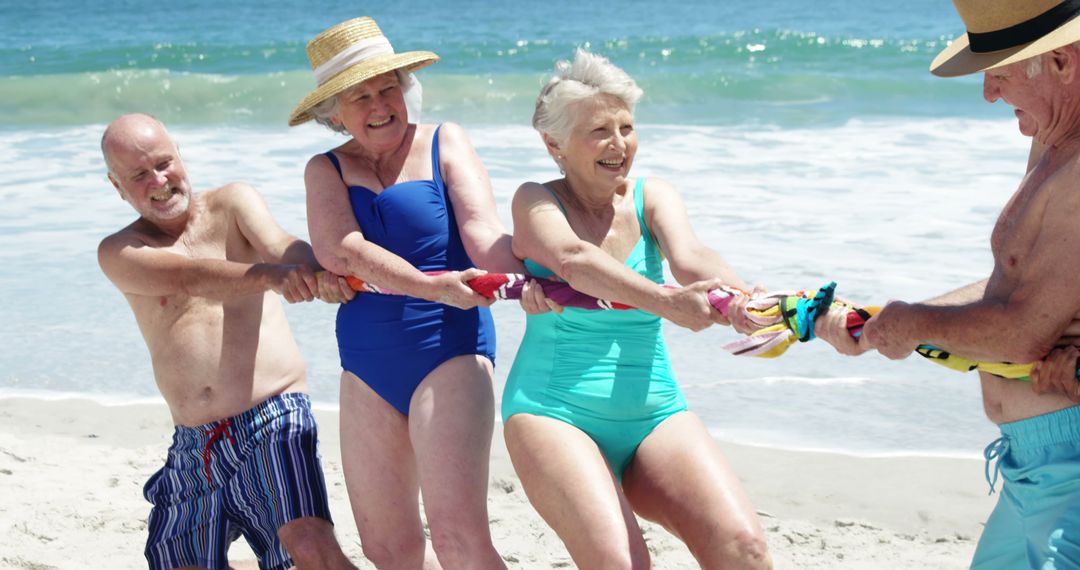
[504,49,778,569]
[289,17,527,569]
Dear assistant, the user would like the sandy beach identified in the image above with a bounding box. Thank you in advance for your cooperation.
[0,396,995,569]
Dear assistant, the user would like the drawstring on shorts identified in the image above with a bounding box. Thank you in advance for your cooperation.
[203,418,235,486]
[983,435,1010,495]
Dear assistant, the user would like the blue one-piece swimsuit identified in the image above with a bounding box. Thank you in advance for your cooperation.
[326,125,495,415]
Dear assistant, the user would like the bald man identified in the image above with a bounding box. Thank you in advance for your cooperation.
[98,114,357,570]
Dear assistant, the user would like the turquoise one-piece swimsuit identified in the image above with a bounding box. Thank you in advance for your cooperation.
[501,177,688,479]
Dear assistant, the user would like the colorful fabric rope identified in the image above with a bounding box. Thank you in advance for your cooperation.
[720,282,837,358]
[345,272,1077,383]
[346,272,636,311]
[727,287,1079,382]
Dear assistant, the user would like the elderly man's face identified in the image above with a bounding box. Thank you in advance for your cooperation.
[983,55,1056,139]
[107,124,192,224]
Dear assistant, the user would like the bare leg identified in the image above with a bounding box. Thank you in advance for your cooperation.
[623,412,771,570]
[503,414,649,569]
[339,372,440,570]
[278,516,358,569]
[409,355,506,570]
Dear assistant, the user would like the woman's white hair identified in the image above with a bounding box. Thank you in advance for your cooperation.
[311,96,346,134]
[532,49,643,146]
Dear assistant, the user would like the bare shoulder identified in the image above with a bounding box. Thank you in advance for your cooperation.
[208,182,260,205]
[434,121,470,146]
[639,176,678,199]
[96,220,163,286]
[432,121,477,164]
[512,180,555,207]
[204,183,271,221]
[1044,150,1080,208]
[638,176,684,214]
[98,222,149,261]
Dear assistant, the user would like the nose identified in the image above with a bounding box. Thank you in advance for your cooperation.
[150,168,169,187]
[610,132,627,151]
[983,72,1001,103]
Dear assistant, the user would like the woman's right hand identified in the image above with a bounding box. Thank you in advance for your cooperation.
[428,268,495,309]
[659,278,726,332]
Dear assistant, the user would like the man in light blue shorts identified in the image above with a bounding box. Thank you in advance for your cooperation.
[98,113,358,569]
[861,2,1080,568]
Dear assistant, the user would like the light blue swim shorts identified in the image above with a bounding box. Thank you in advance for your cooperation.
[972,405,1080,570]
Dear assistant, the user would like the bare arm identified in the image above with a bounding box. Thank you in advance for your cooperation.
[304,150,486,308]
[921,278,988,306]
[438,122,524,273]
[866,189,1080,362]
[510,181,718,331]
[643,177,748,289]
[97,232,307,302]
[222,182,351,303]
[224,182,321,268]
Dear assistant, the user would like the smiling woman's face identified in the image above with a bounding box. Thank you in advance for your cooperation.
[558,94,638,190]
[334,71,409,151]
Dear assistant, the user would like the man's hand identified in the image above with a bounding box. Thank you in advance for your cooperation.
[861,301,919,360]
[817,305,872,356]
[269,264,318,303]
[315,271,356,304]
[1030,345,1080,402]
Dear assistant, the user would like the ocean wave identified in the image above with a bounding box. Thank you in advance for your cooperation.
[0,62,988,128]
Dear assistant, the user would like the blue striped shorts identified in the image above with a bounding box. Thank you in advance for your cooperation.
[143,392,333,570]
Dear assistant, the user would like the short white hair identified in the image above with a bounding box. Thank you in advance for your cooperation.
[1025,54,1043,79]
[532,49,643,146]
[1022,39,1080,78]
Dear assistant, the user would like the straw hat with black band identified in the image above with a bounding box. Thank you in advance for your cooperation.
[289,17,439,127]
[932,0,1080,76]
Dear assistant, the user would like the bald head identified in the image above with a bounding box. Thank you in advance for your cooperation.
[101,113,173,174]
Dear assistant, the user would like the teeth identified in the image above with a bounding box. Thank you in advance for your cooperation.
[598,159,623,166]
[369,117,391,127]
[150,187,172,202]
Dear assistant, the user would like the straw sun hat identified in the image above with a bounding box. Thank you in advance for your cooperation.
[931,0,1080,76]
[288,17,439,126]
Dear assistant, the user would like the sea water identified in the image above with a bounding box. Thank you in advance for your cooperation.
[0,0,1031,456]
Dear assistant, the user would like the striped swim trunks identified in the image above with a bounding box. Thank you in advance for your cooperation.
[143,392,333,570]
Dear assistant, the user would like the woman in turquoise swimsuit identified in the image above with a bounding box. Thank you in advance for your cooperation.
[504,49,774,569]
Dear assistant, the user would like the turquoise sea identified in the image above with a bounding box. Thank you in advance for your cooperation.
[1,0,1030,456]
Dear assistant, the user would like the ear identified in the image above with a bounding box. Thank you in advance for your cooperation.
[107,173,127,201]
[541,132,561,159]
[1051,46,1078,84]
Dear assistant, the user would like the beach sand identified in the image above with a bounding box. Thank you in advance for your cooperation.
[0,396,995,569]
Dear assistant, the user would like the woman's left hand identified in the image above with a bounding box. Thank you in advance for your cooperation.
[718,285,766,334]
[519,278,564,315]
